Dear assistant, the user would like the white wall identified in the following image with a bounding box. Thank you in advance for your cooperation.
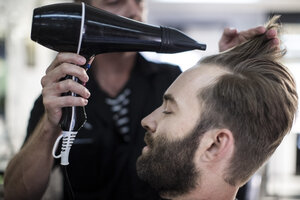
[4,0,63,152]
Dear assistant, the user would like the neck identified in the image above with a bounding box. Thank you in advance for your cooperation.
[163,175,238,200]
[168,186,238,200]
[94,52,137,74]
[92,52,137,97]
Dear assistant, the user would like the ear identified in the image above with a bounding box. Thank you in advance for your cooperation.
[201,129,234,162]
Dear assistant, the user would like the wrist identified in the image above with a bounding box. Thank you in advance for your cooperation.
[39,114,62,143]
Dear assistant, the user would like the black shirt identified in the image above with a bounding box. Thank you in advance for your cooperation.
[26,54,181,200]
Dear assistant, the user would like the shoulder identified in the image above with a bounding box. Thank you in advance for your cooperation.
[152,61,182,75]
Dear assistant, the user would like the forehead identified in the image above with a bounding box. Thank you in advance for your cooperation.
[166,64,229,102]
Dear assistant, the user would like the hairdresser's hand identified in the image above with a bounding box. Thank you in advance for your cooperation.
[219,26,279,52]
[41,53,90,127]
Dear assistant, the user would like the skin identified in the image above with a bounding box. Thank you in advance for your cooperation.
[141,65,226,142]
[219,26,279,52]
[140,64,238,200]
[3,0,279,199]
[90,0,144,97]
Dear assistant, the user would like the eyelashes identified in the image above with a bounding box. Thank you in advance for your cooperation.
[162,110,172,115]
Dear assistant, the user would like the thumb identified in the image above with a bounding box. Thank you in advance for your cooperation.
[223,27,238,38]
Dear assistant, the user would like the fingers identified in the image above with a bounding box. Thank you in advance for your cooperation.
[220,28,238,43]
[271,38,280,46]
[219,25,279,52]
[43,96,89,111]
[238,26,280,49]
[240,26,278,41]
[42,75,90,112]
[42,52,89,87]
[219,28,238,52]
[223,28,238,37]
[266,29,280,46]
[41,63,89,87]
[41,52,90,126]
[42,79,90,99]
[264,28,280,48]
[43,95,88,126]
[46,52,86,74]
[266,28,276,38]
[238,26,266,41]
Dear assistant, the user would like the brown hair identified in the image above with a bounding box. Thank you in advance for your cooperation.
[198,16,298,185]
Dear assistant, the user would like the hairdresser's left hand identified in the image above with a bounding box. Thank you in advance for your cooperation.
[219,26,279,52]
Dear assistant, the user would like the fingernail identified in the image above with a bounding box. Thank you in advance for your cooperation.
[84,99,88,105]
[79,57,86,64]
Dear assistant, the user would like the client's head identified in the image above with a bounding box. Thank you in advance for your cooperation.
[136,16,298,200]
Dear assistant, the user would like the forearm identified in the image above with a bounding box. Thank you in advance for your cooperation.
[4,114,61,200]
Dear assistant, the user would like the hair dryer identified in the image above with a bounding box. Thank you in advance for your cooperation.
[31,3,206,56]
[32,2,206,165]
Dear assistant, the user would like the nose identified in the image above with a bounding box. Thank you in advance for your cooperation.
[141,109,157,133]
[124,0,143,21]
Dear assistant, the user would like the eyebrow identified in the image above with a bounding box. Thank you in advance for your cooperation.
[163,93,177,106]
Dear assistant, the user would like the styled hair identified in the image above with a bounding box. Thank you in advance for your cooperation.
[198,16,298,185]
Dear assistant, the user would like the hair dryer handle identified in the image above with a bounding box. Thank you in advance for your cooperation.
[53,56,94,165]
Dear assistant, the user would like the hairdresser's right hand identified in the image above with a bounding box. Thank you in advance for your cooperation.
[41,53,90,127]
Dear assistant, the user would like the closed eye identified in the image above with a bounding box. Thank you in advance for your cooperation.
[163,110,172,115]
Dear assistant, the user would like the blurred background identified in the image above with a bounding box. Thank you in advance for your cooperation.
[0,0,299,199]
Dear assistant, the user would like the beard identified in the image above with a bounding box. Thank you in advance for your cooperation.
[136,127,202,198]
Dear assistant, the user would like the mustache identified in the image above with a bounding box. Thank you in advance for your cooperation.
[144,132,154,148]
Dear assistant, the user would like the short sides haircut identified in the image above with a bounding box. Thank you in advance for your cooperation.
[198,16,298,185]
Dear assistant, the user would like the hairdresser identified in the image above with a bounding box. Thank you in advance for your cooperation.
[4,0,279,199]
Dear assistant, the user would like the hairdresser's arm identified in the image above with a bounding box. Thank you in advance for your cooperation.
[219,26,279,52]
[4,53,89,200]
[4,115,61,200]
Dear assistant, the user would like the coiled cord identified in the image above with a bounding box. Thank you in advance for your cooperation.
[52,131,78,165]
[52,131,77,200]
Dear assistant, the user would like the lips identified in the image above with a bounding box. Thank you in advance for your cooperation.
[144,132,154,148]
[142,146,150,154]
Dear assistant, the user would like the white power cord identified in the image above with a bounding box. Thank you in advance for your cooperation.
[51,2,86,166]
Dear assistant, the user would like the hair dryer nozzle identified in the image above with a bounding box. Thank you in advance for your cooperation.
[160,27,206,53]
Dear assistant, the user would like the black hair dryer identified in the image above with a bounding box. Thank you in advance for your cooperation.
[31,3,206,56]
[31,2,206,165]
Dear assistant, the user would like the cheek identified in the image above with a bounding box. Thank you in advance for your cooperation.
[155,118,189,141]
[166,116,199,141]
